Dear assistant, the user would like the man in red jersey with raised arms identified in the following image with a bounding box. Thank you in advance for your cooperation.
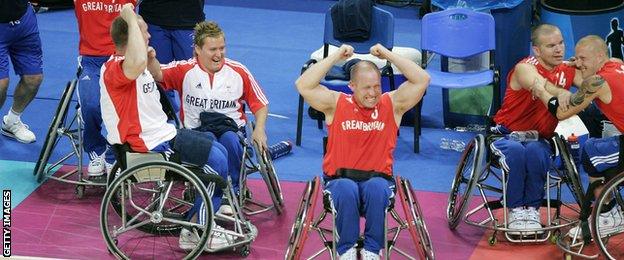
[531,35,624,237]
[295,43,429,259]
[490,24,583,234]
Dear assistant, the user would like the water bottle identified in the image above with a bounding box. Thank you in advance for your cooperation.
[567,133,581,169]
[440,138,465,152]
[268,140,293,160]
[509,130,539,142]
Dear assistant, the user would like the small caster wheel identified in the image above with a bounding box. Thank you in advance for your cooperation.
[488,236,497,246]
[76,185,85,199]
[240,245,250,257]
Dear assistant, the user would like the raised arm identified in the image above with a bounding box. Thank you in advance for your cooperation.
[146,46,162,81]
[295,44,353,122]
[532,74,608,120]
[120,3,147,80]
[378,44,430,122]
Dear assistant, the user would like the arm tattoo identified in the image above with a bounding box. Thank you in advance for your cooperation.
[569,75,605,106]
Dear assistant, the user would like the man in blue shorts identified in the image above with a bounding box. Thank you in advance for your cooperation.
[0,0,43,143]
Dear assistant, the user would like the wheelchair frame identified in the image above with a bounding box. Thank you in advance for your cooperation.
[33,79,106,197]
[238,137,284,216]
[447,133,579,245]
[101,149,258,258]
[285,175,434,260]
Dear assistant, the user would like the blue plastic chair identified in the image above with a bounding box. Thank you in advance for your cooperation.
[295,5,397,146]
[416,8,501,152]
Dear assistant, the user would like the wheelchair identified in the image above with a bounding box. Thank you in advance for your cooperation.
[284,175,434,260]
[33,79,106,197]
[447,132,581,245]
[556,135,624,260]
[236,129,285,216]
[101,141,258,259]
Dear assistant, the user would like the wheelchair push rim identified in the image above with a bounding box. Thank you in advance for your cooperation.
[34,80,77,183]
[592,172,624,260]
[285,176,320,260]
[447,134,485,229]
[397,176,435,260]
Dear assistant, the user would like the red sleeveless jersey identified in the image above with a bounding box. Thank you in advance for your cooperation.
[323,93,398,177]
[494,56,576,138]
[595,61,624,132]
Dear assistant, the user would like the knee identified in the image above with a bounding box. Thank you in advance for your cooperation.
[328,179,358,202]
[21,74,43,90]
[207,144,228,175]
[524,142,550,162]
[220,131,243,152]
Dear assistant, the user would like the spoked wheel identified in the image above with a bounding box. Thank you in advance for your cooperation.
[284,176,320,260]
[554,134,585,207]
[591,172,624,260]
[34,80,77,183]
[447,134,485,229]
[109,166,197,235]
[255,142,285,214]
[101,160,213,260]
[396,176,435,260]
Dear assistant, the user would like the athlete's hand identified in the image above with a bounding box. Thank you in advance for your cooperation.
[337,44,354,61]
[556,90,571,111]
[370,43,390,60]
[252,128,268,153]
[120,3,136,21]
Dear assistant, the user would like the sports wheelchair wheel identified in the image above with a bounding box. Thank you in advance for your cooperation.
[447,134,485,229]
[553,134,585,206]
[101,160,215,260]
[254,141,285,214]
[396,176,435,260]
[33,80,77,183]
[285,176,321,260]
[591,172,624,260]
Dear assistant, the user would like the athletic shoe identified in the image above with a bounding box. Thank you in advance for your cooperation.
[1,116,35,143]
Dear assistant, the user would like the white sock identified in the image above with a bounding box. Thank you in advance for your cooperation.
[5,108,21,124]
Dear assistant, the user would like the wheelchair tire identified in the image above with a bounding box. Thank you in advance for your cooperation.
[34,80,77,183]
[591,171,624,260]
[285,176,320,260]
[101,160,212,260]
[447,134,485,229]
[255,142,285,214]
[554,134,585,207]
[397,176,435,260]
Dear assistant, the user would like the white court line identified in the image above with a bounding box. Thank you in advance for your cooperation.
[8,256,68,260]
[245,111,289,119]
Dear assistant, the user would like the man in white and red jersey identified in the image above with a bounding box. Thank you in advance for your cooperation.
[74,0,136,176]
[532,35,624,237]
[99,4,233,250]
[150,21,269,213]
[491,24,583,234]
[295,43,429,259]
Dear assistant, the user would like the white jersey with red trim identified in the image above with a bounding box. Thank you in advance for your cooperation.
[160,58,268,129]
[100,55,177,153]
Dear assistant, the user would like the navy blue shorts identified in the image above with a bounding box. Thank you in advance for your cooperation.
[0,5,43,79]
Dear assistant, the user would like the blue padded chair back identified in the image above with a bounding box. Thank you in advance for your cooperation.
[323,6,394,54]
[421,8,495,59]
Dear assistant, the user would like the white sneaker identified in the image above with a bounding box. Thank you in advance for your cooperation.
[1,116,35,143]
[339,247,357,260]
[178,228,201,250]
[524,207,543,231]
[507,207,527,235]
[361,249,381,260]
[87,152,105,176]
[217,204,234,215]
[569,206,624,239]
[206,224,235,250]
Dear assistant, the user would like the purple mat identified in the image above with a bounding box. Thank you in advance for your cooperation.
[10,166,484,259]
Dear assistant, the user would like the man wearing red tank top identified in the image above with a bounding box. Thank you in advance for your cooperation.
[296,44,429,259]
[532,35,624,237]
[491,24,584,234]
